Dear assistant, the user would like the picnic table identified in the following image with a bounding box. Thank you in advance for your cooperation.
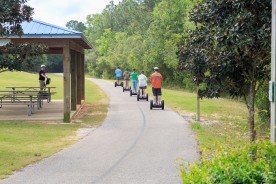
[0,90,43,116]
[6,86,56,102]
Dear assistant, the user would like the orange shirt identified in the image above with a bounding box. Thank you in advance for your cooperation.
[150,71,163,88]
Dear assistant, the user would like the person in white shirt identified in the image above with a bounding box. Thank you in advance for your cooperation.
[138,70,147,97]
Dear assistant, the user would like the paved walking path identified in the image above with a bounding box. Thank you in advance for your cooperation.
[0,79,199,184]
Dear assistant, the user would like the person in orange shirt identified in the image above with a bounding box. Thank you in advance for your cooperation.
[150,67,163,105]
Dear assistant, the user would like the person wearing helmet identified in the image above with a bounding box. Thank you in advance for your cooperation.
[39,65,48,90]
[150,67,163,105]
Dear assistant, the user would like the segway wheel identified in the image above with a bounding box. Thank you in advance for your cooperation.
[114,82,117,87]
[161,100,164,110]
[120,82,123,87]
[137,91,140,101]
[146,94,148,101]
[150,100,153,110]
[130,90,132,96]
[123,87,125,92]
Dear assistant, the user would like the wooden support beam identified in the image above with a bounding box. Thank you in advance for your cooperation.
[81,54,85,101]
[63,45,71,122]
[77,52,82,104]
[71,50,77,111]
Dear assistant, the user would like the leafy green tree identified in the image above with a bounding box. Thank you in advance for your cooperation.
[0,0,46,73]
[178,0,271,142]
[65,20,86,32]
[145,0,194,82]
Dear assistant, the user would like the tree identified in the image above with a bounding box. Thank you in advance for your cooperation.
[178,0,271,142]
[0,0,46,73]
[65,20,86,32]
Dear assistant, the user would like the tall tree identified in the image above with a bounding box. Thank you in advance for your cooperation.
[0,0,46,73]
[178,0,271,142]
[65,20,86,32]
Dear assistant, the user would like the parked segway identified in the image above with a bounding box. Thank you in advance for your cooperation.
[137,88,148,101]
[150,96,164,110]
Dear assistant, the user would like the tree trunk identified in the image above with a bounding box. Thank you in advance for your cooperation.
[248,81,257,142]
[196,85,200,121]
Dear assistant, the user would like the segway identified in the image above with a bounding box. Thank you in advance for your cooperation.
[114,80,123,87]
[123,80,131,92]
[130,89,137,96]
[137,88,148,101]
[123,86,131,92]
[150,96,164,110]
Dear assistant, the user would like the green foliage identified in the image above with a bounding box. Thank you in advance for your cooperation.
[84,0,197,89]
[65,20,86,32]
[0,0,47,72]
[0,0,33,36]
[255,81,270,125]
[177,0,271,142]
[181,141,276,184]
[0,43,47,73]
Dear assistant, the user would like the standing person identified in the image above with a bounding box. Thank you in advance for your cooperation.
[123,68,130,89]
[138,70,147,96]
[39,65,48,90]
[115,67,122,84]
[130,68,138,93]
[150,67,163,105]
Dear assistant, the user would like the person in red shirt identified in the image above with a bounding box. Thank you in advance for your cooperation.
[150,67,163,105]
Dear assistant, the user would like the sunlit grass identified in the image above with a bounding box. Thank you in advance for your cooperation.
[0,71,108,179]
[162,88,252,151]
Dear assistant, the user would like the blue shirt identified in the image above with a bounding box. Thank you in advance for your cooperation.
[115,69,122,77]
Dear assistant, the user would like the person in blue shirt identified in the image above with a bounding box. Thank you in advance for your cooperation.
[115,67,122,84]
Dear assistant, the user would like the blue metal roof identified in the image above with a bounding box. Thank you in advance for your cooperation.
[21,19,82,36]
[2,19,92,49]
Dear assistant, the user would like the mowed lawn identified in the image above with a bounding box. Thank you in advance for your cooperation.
[0,71,108,179]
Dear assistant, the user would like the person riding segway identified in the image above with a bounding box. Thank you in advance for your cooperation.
[150,67,164,110]
[123,69,131,92]
[130,68,138,96]
[114,67,123,87]
[137,70,148,101]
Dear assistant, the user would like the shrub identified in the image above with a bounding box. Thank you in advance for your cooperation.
[180,141,276,184]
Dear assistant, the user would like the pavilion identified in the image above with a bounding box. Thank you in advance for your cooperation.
[0,19,93,122]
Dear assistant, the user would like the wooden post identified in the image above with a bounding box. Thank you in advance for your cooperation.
[63,46,71,122]
[77,52,82,104]
[71,50,77,111]
[81,54,85,101]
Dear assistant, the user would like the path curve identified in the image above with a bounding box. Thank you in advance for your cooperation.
[0,79,199,184]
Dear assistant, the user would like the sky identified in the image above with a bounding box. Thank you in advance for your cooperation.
[28,0,121,27]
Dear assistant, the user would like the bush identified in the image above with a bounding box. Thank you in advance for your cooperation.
[180,141,276,184]
[255,82,270,126]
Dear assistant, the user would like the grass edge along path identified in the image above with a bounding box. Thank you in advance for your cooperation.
[0,74,108,179]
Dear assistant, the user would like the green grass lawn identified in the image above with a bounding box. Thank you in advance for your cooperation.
[0,71,107,179]
[162,88,269,151]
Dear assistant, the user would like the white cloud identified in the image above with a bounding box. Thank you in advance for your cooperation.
[28,0,121,27]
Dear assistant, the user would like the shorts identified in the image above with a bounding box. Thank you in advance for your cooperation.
[116,77,121,80]
[152,88,161,96]
[139,86,147,89]
[124,78,130,81]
